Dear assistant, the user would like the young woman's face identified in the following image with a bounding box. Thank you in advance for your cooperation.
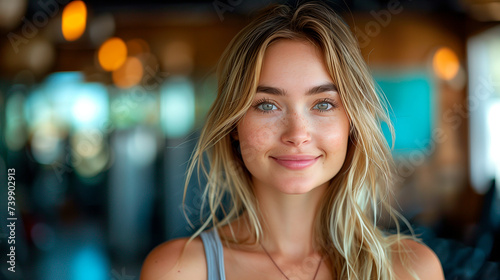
[236,39,350,194]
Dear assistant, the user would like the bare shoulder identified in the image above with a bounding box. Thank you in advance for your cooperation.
[392,239,444,280]
[140,236,207,280]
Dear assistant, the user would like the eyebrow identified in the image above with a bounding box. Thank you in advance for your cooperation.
[256,83,338,96]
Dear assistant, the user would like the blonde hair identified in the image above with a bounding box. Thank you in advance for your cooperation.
[184,2,417,279]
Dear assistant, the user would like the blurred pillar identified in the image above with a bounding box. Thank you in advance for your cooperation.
[108,126,156,263]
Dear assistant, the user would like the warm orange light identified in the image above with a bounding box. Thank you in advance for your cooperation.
[98,37,127,71]
[62,1,87,41]
[433,47,460,81]
[112,57,144,88]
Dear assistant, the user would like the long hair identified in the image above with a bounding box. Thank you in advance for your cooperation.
[184,2,417,279]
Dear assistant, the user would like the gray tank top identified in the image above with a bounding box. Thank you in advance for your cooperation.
[200,229,226,280]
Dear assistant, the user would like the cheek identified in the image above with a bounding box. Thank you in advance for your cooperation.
[317,118,350,153]
[237,117,278,163]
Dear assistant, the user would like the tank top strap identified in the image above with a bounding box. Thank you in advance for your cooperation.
[200,229,226,280]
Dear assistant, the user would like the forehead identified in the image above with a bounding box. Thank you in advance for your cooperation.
[258,39,333,88]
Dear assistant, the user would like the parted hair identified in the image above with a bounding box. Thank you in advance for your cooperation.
[184,1,418,279]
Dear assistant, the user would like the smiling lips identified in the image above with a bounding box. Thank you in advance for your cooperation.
[271,155,320,170]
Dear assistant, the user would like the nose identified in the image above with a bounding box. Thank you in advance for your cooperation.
[280,112,311,146]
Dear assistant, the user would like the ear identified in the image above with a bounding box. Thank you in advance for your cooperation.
[230,128,239,140]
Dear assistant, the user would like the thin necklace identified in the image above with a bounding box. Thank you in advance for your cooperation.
[260,242,323,280]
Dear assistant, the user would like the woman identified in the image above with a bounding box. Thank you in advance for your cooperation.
[141,2,444,279]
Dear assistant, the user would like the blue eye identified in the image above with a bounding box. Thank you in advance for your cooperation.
[257,103,277,111]
[313,101,333,111]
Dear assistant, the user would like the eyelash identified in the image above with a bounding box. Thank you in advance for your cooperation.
[252,98,338,113]
[252,98,277,114]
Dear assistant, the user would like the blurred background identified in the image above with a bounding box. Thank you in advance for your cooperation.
[0,0,499,279]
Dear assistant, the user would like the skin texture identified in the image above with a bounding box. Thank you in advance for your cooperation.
[140,40,445,280]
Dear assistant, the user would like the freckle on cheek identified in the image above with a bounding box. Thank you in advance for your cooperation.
[241,130,275,162]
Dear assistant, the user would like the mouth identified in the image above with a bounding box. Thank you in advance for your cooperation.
[270,155,321,170]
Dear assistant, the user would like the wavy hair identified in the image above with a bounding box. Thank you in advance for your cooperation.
[184,2,417,279]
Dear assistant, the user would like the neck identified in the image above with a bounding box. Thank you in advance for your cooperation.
[252,180,327,259]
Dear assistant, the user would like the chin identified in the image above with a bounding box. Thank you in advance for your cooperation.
[274,179,327,195]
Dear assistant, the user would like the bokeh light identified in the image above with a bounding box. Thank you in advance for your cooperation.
[71,246,109,280]
[160,77,195,138]
[73,96,99,124]
[26,38,56,75]
[112,56,144,89]
[109,88,159,129]
[2,37,55,76]
[72,129,104,159]
[0,0,27,30]
[24,87,53,131]
[5,90,27,151]
[98,37,127,71]
[468,26,500,194]
[126,128,157,167]
[71,83,109,130]
[31,123,64,165]
[47,72,85,129]
[70,129,109,178]
[433,47,460,81]
[62,0,87,41]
